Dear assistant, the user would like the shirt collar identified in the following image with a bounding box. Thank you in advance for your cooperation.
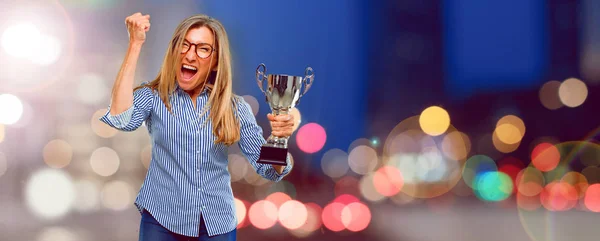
[174,81,211,97]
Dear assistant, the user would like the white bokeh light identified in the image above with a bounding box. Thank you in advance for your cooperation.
[1,23,41,58]
[77,73,109,105]
[73,179,101,213]
[30,34,62,66]
[37,227,78,241]
[0,94,24,125]
[101,180,133,211]
[90,147,120,177]
[25,169,76,220]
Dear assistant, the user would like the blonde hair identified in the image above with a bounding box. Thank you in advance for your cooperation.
[135,14,240,145]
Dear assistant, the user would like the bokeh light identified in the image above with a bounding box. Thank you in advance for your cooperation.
[441,131,471,161]
[100,180,133,211]
[77,73,109,105]
[462,155,497,189]
[73,179,100,213]
[419,106,450,136]
[248,200,278,229]
[321,202,346,232]
[91,109,118,138]
[516,167,545,197]
[228,154,248,182]
[31,34,62,66]
[558,77,588,107]
[289,202,322,238]
[320,148,349,178]
[359,172,386,202]
[540,181,578,211]
[584,184,600,212]
[498,156,525,193]
[334,194,361,205]
[560,172,589,199]
[348,138,374,153]
[36,227,78,241]
[472,171,513,202]
[89,147,120,177]
[348,145,378,175]
[531,143,560,172]
[341,202,371,232]
[372,166,404,197]
[265,192,292,209]
[384,116,466,198]
[538,80,563,110]
[492,130,520,154]
[0,94,24,125]
[495,115,525,145]
[234,198,247,226]
[1,23,41,58]
[25,169,75,219]
[43,139,73,169]
[296,123,326,153]
[278,200,307,230]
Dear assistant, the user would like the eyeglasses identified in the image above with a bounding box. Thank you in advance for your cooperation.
[181,41,216,59]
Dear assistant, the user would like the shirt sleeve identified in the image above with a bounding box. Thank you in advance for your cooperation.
[236,96,293,182]
[99,83,154,132]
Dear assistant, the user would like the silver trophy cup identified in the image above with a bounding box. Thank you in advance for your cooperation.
[256,63,315,165]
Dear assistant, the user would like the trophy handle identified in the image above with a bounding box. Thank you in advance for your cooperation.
[300,66,314,97]
[256,63,267,95]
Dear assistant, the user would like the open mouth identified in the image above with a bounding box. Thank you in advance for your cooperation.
[181,64,198,81]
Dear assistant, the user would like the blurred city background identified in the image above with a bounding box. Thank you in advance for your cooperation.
[0,0,599,240]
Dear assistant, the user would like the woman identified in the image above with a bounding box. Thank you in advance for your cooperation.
[100,13,295,241]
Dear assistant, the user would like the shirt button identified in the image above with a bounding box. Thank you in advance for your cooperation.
[202,205,206,209]
[196,130,199,134]
[197,188,201,191]
[196,150,200,153]
[196,168,200,172]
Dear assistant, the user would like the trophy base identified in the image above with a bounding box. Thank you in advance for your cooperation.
[258,146,288,166]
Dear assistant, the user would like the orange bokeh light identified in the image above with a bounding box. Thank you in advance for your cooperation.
[531,143,560,172]
[584,184,600,212]
[373,166,404,197]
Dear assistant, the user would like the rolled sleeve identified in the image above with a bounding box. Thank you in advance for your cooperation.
[99,83,154,132]
[236,96,293,182]
[100,105,134,129]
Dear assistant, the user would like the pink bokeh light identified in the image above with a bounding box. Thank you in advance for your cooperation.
[296,123,327,153]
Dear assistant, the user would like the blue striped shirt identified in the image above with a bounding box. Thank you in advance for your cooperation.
[99,82,293,237]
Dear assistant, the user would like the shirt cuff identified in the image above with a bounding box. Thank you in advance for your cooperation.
[99,105,134,129]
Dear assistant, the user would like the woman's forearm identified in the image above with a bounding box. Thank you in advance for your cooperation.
[109,42,143,115]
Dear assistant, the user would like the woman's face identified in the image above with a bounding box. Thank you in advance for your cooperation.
[176,26,217,93]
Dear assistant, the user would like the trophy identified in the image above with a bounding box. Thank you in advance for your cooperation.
[256,63,315,166]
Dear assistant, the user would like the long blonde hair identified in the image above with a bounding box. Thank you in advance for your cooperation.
[135,14,240,145]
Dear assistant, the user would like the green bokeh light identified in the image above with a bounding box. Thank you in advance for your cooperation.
[473,171,513,202]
